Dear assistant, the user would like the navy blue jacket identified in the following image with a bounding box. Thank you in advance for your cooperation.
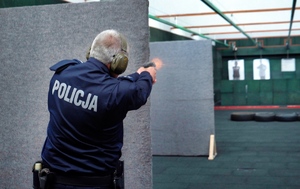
[41,57,152,175]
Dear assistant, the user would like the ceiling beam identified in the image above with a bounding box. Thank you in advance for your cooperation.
[183,20,300,29]
[203,28,300,36]
[156,7,300,18]
[148,14,229,47]
[201,0,258,46]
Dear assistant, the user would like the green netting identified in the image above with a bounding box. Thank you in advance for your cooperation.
[233,93,247,105]
[287,79,300,92]
[233,81,248,93]
[221,93,233,105]
[282,72,296,79]
[287,92,300,105]
[247,81,260,92]
[260,80,272,92]
[221,80,233,93]
[273,92,287,105]
[247,93,260,105]
[273,80,287,92]
[260,92,273,105]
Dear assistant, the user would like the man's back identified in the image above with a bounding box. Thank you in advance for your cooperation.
[42,57,152,176]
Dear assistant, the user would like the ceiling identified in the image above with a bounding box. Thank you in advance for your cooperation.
[65,0,299,43]
[149,0,299,42]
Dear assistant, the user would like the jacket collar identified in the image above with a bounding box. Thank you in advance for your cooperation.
[87,57,110,73]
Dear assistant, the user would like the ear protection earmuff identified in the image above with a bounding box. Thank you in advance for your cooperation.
[86,46,91,60]
[110,35,128,75]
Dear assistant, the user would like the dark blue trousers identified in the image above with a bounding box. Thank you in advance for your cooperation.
[52,183,113,189]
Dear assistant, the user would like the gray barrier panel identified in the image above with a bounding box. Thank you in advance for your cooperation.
[150,40,215,156]
[0,1,151,188]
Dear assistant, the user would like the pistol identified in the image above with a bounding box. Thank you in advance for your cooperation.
[143,62,156,68]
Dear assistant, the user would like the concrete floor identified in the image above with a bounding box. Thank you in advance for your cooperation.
[153,108,300,189]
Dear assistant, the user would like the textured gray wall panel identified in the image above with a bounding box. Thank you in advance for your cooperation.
[0,1,151,188]
[150,40,215,155]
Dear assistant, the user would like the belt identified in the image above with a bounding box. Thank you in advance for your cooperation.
[55,174,113,187]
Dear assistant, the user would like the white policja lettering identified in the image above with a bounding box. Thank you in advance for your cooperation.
[52,80,98,112]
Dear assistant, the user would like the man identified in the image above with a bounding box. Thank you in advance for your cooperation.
[40,29,156,189]
[232,60,240,80]
[257,61,266,79]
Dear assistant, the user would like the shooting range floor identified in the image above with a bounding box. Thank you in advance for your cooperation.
[152,108,300,189]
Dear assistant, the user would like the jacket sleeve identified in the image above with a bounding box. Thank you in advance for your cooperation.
[117,72,153,111]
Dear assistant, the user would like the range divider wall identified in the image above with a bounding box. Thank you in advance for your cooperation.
[150,40,215,156]
[0,1,151,188]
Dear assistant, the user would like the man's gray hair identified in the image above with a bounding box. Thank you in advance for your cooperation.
[89,30,125,65]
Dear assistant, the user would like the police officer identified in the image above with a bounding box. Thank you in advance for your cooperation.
[40,29,156,189]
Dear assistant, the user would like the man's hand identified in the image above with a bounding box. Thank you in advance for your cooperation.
[137,66,157,84]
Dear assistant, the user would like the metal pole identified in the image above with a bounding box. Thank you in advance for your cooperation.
[287,0,297,45]
[149,14,229,47]
[201,0,258,46]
